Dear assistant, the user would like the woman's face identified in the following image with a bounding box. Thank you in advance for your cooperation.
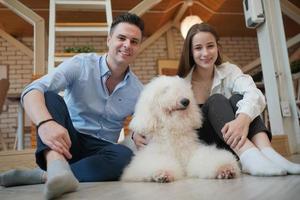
[191,31,218,70]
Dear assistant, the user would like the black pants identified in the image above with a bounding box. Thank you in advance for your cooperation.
[35,91,133,182]
[197,94,271,156]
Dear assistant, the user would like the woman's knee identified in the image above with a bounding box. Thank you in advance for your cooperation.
[207,94,228,105]
[202,94,229,115]
[229,94,243,105]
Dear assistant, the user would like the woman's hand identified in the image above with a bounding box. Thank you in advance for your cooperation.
[221,113,251,150]
[38,121,72,159]
[132,132,148,150]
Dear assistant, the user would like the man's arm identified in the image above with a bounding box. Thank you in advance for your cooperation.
[132,132,148,150]
[23,90,52,125]
[21,55,85,159]
[23,90,72,159]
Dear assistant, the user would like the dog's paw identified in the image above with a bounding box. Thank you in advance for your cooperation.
[151,170,175,183]
[216,164,237,179]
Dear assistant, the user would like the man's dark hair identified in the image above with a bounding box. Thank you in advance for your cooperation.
[110,12,144,36]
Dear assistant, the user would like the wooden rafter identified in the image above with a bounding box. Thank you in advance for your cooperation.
[243,33,300,73]
[130,0,162,16]
[166,29,175,58]
[0,0,45,75]
[0,28,33,58]
[173,1,190,26]
[139,21,173,54]
[281,0,300,25]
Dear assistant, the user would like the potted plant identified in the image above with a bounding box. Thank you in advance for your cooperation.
[64,45,96,53]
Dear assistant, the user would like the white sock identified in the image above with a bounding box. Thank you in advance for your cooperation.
[239,147,287,176]
[261,147,300,174]
[0,168,45,187]
[44,160,79,200]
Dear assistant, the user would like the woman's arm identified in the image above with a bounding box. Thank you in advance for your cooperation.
[230,65,266,120]
[220,63,266,149]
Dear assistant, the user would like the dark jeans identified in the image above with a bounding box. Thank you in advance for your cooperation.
[198,93,271,157]
[35,91,133,182]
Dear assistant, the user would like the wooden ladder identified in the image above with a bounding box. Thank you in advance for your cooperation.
[47,0,112,72]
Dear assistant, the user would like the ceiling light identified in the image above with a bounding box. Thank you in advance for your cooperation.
[180,15,203,38]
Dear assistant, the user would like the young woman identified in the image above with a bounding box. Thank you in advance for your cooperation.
[176,22,300,176]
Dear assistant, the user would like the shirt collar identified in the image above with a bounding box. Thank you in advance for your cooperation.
[123,68,131,80]
[185,64,226,82]
[185,64,227,91]
[99,54,131,81]
[100,54,110,77]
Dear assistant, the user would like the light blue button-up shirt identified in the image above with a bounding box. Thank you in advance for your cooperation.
[21,53,143,143]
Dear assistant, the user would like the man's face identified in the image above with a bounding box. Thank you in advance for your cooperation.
[107,22,142,67]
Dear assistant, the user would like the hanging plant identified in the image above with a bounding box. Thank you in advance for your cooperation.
[64,45,96,53]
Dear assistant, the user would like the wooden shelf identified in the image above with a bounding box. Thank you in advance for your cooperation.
[48,0,112,72]
[55,52,77,62]
[55,22,108,36]
[56,0,107,11]
[56,22,108,27]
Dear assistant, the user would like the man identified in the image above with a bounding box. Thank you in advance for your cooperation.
[0,13,144,199]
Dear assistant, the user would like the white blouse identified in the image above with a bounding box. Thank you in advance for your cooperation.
[185,62,266,121]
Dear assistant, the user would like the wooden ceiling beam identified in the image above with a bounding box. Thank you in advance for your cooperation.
[129,0,162,16]
[281,0,300,25]
[166,29,175,59]
[138,21,173,54]
[138,1,189,55]
[173,1,190,26]
[0,0,45,75]
[0,28,33,58]
[243,33,300,73]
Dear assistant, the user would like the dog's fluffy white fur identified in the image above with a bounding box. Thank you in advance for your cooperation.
[121,76,240,182]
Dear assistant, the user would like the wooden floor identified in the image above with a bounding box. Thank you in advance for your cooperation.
[1,172,300,200]
[0,149,36,173]
[1,154,300,200]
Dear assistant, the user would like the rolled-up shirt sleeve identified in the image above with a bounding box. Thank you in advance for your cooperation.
[21,55,82,105]
[231,67,266,120]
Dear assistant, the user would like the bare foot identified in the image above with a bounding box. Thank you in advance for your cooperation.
[151,170,175,183]
[216,164,237,179]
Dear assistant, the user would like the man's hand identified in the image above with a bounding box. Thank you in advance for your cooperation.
[132,132,148,150]
[221,113,251,150]
[38,121,72,159]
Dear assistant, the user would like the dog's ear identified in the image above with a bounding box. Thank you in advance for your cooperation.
[129,86,158,134]
[129,100,157,134]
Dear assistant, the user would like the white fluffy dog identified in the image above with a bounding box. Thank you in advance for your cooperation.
[121,76,240,182]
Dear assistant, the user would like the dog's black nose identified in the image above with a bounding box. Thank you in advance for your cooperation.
[180,98,190,107]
